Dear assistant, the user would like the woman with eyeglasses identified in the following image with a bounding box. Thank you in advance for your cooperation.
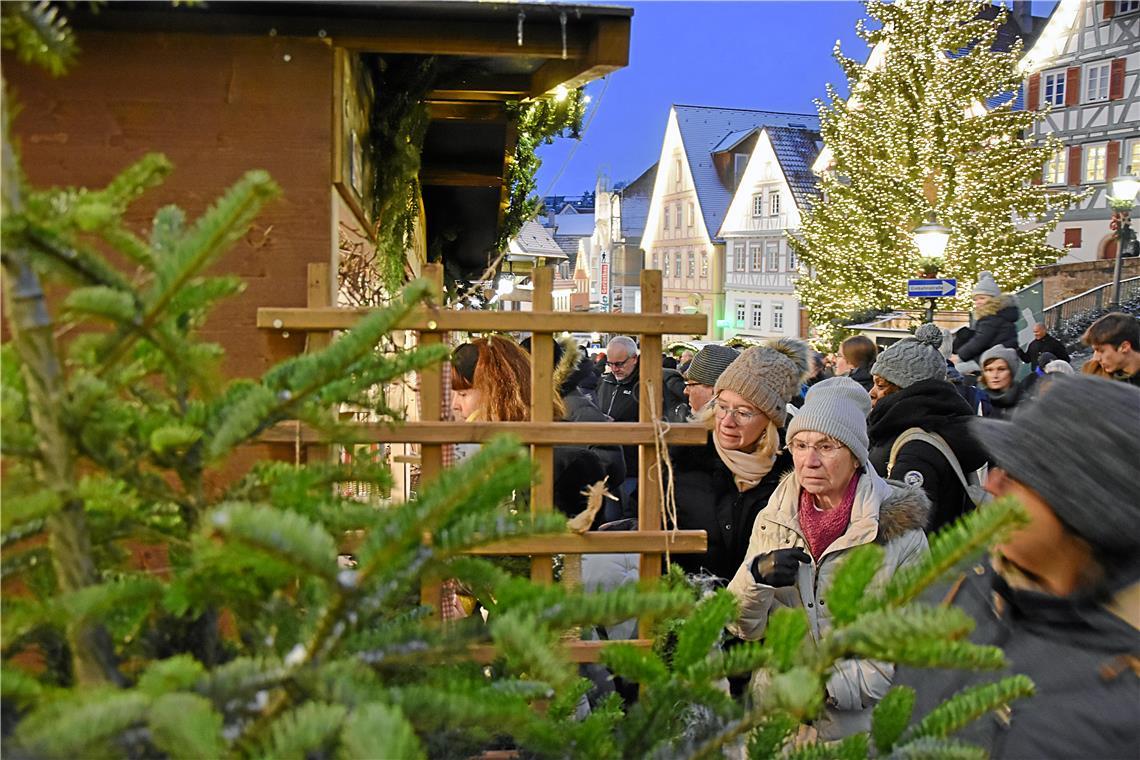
[727,377,931,740]
[668,339,809,583]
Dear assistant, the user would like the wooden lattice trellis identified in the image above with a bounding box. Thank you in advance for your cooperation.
[258,264,709,661]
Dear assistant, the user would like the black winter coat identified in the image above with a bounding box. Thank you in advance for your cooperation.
[562,389,626,488]
[599,365,642,476]
[867,379,989,533]
[956,296,1020,363]
[1018,333,1070,367]
[983,380,1029,420]
[669,433,793,582]
[898,562,1140,759]
[847,364,874,392]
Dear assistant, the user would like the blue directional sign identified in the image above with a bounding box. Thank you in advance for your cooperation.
[907,278,957,298]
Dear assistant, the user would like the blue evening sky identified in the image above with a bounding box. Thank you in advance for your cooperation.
[534,0,1060,197]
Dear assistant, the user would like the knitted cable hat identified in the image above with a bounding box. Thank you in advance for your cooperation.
[973,271,1002,297]
[971,375,1140,587]
[713,338,811,426]
[980,345,1020,373]
[683,344,739,386]
[786,376,871,465]
[870,323,947,389]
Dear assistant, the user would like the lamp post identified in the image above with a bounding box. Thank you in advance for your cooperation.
[914,215,951,323]
[1109,166,1139,308]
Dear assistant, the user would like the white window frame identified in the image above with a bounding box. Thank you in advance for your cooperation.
[764,240,780,271]
[772,303,784,331]
[1043,147,1067,185]
[700,252,709,278]
[674,251,682,276]
[752,193,764,217]
[1118,0,1140,14]
[652,252,659,270]
[751,303,763,329]
[662,206,670,231]
[687,202,695,228]
[1041,69,1066,107]
[674,203,682,230]
[733,242,746,272]
[1084,143,1108,183]
[768,190,781,217]
[749,242,763,271]
[787,246,797,272]
[735,301,746,324]
[1084,61,1111,103]
[734,154,749,187]
[662,252,670,276]
[1126,139,1140,176]
[687,251,696,277]
[674,158,682,190]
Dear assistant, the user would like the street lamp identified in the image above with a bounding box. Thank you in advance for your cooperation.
[914,214,951,322]
[1109,166,1139,308]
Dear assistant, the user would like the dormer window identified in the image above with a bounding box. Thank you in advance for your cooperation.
[734,154,749,188]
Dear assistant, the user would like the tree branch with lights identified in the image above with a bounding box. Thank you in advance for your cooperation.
[793,0,1084,344]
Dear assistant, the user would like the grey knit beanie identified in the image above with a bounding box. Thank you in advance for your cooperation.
[971,376,1140,584]
[870,323,947,389]
[973,271,1001,297]
[980,345,1020,374]
[684,345,739,387]
[786,376,871,465]
[714,338,811,426]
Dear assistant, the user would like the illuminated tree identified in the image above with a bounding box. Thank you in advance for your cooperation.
[794,0,1083,344]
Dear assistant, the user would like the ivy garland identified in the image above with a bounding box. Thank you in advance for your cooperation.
[367,55,437,294]
[494,88,586,254]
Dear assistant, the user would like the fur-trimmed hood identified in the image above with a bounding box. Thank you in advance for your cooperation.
[875,480,932,543]
[975,293,1018,320]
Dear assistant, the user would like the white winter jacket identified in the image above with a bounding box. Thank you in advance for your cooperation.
[727,470,930,740]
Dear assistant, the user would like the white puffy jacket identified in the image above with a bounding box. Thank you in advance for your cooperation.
[727,470,930,740]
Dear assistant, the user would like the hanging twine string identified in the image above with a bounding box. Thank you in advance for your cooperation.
[645,381,679,565]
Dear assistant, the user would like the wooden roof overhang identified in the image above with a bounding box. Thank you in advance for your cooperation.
[70,1,632,277]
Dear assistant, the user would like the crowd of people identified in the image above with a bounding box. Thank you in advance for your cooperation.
[442,295,1139,757]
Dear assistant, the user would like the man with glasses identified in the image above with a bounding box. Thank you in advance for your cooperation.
[598,336,642,519]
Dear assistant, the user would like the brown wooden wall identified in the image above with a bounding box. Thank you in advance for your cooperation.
[4,30,335,380]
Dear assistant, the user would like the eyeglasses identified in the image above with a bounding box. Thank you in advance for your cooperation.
[788,439,847,458]
[605,357,633,368]
[713,402,761,423]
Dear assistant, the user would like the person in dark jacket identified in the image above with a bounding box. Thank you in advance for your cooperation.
[597,336,641,514]
[835,334,877,392]
[1018,322,1070,367]
[952,271,1020,365]
[978,345,1028,419]
[867,324,989,533]
[898,376,1140,759]
[669,338,809,581]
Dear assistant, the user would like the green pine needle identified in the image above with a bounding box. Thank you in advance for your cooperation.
[871,685,917,754]
[903,675,1034,743]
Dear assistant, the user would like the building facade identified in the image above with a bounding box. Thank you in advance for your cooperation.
[1023,0,1140,263]
[719,126,820,342]
[642,105,819,339]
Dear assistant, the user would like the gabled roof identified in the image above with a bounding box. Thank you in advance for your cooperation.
[766,126,823,213]
[508,219,566,258]
[712,128,759,153]
[673,105,819,243]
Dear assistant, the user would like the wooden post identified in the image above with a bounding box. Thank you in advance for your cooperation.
[419,262,445,608]
[637,269,664,583]
[529,266,555,584]
[306,263,333,465]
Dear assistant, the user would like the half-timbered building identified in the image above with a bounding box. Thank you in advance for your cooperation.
[1023,0,1140,262]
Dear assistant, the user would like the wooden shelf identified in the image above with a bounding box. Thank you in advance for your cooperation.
[465,530,707,556]
[259,420,709,446]
[257,307,708,335]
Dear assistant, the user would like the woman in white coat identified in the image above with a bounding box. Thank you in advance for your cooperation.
[727,377,930,740]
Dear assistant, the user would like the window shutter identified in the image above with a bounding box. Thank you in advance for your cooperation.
[1106,141,1121,182]
[1063,228,1082,248]
[1028,73,1041,110]
[1065,67,1081,106]
[1109,58,1126,100]
[1068,145,1083,186]
[1104,0,1115,20]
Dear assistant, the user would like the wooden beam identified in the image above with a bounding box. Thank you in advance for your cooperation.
[465,530,707,556]
[530,17,630,95]
[426,102,508,122]
[530,267,556,585]
[258,421,709,447]
[332,19,591,59]
[469,639,653,665]
[258,307,709,335]
[420,168,503,187]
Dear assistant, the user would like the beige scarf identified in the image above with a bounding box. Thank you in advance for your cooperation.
[713,419,781,492]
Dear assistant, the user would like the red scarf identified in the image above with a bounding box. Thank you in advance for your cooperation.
[798,473,859,561]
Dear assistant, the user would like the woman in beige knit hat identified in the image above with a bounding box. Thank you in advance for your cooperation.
[668,338,811,582]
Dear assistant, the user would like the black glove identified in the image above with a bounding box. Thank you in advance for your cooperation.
[750,548,811,587]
